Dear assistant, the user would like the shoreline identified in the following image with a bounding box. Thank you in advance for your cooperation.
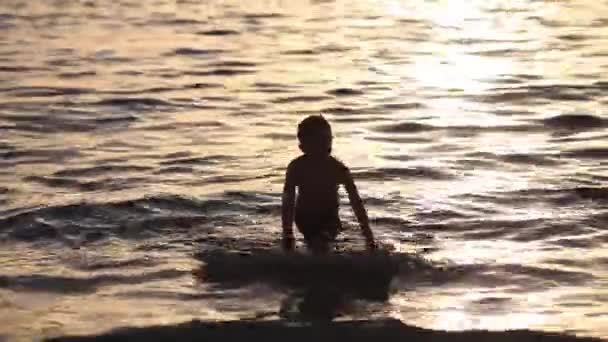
[48,318,604,342]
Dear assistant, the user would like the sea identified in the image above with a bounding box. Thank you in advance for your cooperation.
[0,0,607,340]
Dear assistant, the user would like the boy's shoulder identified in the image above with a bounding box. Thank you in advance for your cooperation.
[329,156,348,170]
[288,155,349,174]
[288,155,306,168]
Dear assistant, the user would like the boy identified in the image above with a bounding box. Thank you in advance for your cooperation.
[281,115,376,254]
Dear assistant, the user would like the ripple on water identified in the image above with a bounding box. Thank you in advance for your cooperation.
[563,148,608,160]
[271,95,332,104]
[57,70,97,79]
[159,155,234,167]
[493,153,560,166]
[492,187,608,206]
[3,86,92,97]
[1,111,139,133]
[163,48,228,57]
[374,122,436,133]
[53,165,153,178]
[0,193,267,241]
[0,66,49,73]
[0,270,187,294]
[24,175,148,192]
[542,114,607,130]
[206,61,258,68]
[94,97,176,107]
[353,166,453,181]
[0,147,80,164]
[184,68,257,76]
[326,88,365,96]
[197,29,241,36]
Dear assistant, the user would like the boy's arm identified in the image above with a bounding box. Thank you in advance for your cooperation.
[343,169,376,251]
[281,163,296,251]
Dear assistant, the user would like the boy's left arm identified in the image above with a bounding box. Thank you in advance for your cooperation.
[343,168,376,251]
[281,163,297,251]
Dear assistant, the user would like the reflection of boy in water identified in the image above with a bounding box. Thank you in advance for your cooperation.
[281,115,376,254]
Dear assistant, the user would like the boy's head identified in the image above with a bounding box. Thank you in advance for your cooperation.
[297,115,332,156]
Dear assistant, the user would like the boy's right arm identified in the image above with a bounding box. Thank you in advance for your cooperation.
[343,168,376,251]
[281,163,296,251]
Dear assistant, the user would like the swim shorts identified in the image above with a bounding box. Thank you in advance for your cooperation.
[295,211,342,245]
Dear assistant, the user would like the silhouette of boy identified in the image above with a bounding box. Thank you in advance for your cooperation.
[281,115,376,254]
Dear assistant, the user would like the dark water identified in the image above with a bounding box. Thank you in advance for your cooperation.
[0,0,607,340]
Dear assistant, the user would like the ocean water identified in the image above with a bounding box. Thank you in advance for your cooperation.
[0,0,607,340]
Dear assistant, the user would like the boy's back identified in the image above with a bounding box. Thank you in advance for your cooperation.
[288,154,348,216]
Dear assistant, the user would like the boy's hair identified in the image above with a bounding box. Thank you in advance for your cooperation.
[297,115,331,145]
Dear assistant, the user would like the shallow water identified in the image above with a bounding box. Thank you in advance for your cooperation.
[0,0,607,340]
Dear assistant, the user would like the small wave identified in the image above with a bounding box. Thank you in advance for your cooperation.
[542,114,607,130]
[190,82,223,89]
[151,18,204,25]
[353,167,453,181]
[197,29,240,36]
[185,69,256,76]
[3,86,92,97]
[326,88,364,96]
[207,61,258,68]
[494,264,594,286]
[321,106,364,115]
[71,257,158,271]
[473,48,537,57]
[414,208,470,221]
[558,33,592,41]
[332,115,388,123]
[0,193,272,241]
[25,175,93,190]
[94,97,175,107]
[253,82,298,89]
[1,111,139,133]
[160,155,233,167]
[365,136,431,144]
[53,165,152,178]
[164,48,227,57]
[564,148,608,159]
[495,187,608,205]
[99,86,181,96]
[262,133,294,140]
[471,84,593,104]
[378,154,415,162]
[511,223,596,242]
[271,95,332,104]
[0,269,186,294]
[154,166,195,175]
[317,44,352,53]
[0,147,80,163]
[25,175,146,192]
[243,13,286,19]
[57,70,97,78]
[374,122,436,133]
[496,153,559,166]
[375,103,425,111]
[549,237,598,249]
[281,49,316,56]
[0,66,48,73]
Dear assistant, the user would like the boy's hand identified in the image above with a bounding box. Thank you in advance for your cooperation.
[365,239,377,252]
[282,233,295,252]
